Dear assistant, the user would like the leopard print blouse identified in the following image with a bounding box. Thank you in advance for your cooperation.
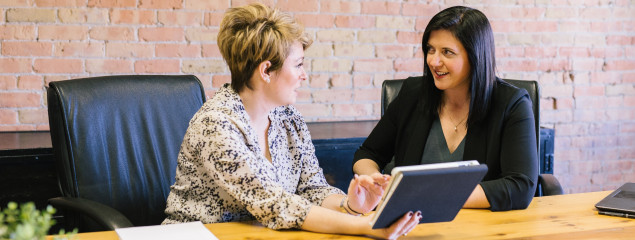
[163,84,344,229]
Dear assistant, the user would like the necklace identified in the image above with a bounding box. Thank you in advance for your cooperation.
[448,112,467,132]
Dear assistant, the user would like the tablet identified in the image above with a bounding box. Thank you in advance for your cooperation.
[370,160,488,229]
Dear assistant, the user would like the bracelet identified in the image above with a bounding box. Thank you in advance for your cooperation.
[346,198,364,215]
[339,197,360,216]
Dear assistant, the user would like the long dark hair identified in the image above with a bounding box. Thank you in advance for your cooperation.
[421,6,496,126]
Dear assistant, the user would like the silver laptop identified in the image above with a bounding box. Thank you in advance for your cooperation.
[595,182,635,218]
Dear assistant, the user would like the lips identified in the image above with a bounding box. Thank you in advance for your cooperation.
[433,70,449,78]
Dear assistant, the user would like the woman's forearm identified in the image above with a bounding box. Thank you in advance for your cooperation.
[463,184,491,208]
[353,159,382,175]
[301,205,366,235]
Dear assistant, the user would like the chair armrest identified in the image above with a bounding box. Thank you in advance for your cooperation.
[48,197,134,230]
[538,174,564,196]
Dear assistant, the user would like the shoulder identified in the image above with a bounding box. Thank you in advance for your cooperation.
[490,79,532,114]
[271,105,309,133]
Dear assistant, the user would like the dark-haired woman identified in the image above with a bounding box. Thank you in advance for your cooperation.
[353,6,538,211]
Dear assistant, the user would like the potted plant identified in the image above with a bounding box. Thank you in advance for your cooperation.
[0,202,76,240]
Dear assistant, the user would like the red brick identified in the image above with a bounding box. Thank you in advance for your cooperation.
[295,14,334,28]
[312,89,352,103]
[332,103,373,117]
[139,0,182,9]
[394,58,423,72]
[331,74,351,88]
[0,93,41,107]
[38,25,89,40]
[185,28,218,42]
[34,59,82,73]
[415,17,430,31]
[276,0,318,12]
[201,44,221,58]
[604,60,635,71]
[87,0,136,8]
[361,1,400,15]
[0,58,32,73]
[135,59,180,73]
[396,31,422,44]
[0,125,37,131]
[2,42,52,56]
[106,42,154,58]
[211,75,230,88]
[18,109,48,124]
[0,109,18,125]
[89,27,135,41]
[554,97,574,110]
[35,0,83,7]
[320,0,360,14]
[538,59,570,72]
[590,21,622,32]
[334,15,374,28]
[0,25,36,40]
[139,27,184,41]
[158,11,202,26]
[54,42,104,57]
[0,0,29,6]
[353,59,393,72]
[156,44,200,58]
[354,88,380,101]
[110,9,156,24]
[204,12,224,26]
[184,0,229,11]
[86,59,133,73]
[308,74,328,88]
[607,35,631,45]
[231,0,275,8]
[377,45,412,58]
[6,8,56,23]
[0,76,17,90]
[497,46,525,58]
[294,103,330,118]
[499,59,539,72]
[401,3,438,17]
[353,74,372,88]
[18,75,43,90]
[524,21,558,32]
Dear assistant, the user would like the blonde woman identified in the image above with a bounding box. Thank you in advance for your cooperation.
[163,3,419,239]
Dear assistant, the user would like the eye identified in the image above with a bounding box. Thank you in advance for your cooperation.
[443,49,455,55]
[426,46,435,54]
[296,62,304,68]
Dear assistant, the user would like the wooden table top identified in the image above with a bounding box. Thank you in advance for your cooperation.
[47,191,635,240]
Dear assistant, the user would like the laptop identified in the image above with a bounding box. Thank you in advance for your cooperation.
[595,182,635,219]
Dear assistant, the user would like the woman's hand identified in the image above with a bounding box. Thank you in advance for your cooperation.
[347,173,391,214]
[363,211,422,239]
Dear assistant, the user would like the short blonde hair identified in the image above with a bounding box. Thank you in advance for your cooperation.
[217,3,312,93]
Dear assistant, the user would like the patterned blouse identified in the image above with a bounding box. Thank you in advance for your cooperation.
[163,84,344,229]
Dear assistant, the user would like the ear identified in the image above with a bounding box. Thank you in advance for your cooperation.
[258,61,272,83]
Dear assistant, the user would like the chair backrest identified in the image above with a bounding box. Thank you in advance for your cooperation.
[381,78,540,152]
[47,75,205,229]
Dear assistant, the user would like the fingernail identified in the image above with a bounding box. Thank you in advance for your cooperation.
[408,211,413,217]
[416,211,421,217]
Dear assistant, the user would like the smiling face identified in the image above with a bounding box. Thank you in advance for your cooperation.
[425,30,471,92]
[266,41,307,106]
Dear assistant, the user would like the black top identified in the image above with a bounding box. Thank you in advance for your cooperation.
[354,76,538,211]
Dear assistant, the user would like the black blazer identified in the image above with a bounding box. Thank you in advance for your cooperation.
[354,76,539,211]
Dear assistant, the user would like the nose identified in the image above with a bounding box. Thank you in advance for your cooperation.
[300,66,307,81]
[428,53,441,67]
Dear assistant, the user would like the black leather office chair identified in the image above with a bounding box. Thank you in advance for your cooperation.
[381,78,563,196]
[47,75,206,232]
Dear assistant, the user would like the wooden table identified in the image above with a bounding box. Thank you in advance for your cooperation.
[47,191,635,240]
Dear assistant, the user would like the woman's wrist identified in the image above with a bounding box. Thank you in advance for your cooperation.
[339,196,361,216]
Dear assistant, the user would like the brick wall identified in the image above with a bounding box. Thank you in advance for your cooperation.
[0,0,633,194]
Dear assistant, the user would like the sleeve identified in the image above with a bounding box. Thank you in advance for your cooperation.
[291,114,345,204]
[352,81,407,170]
[192,115,314,230]
[480,94,539,211]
